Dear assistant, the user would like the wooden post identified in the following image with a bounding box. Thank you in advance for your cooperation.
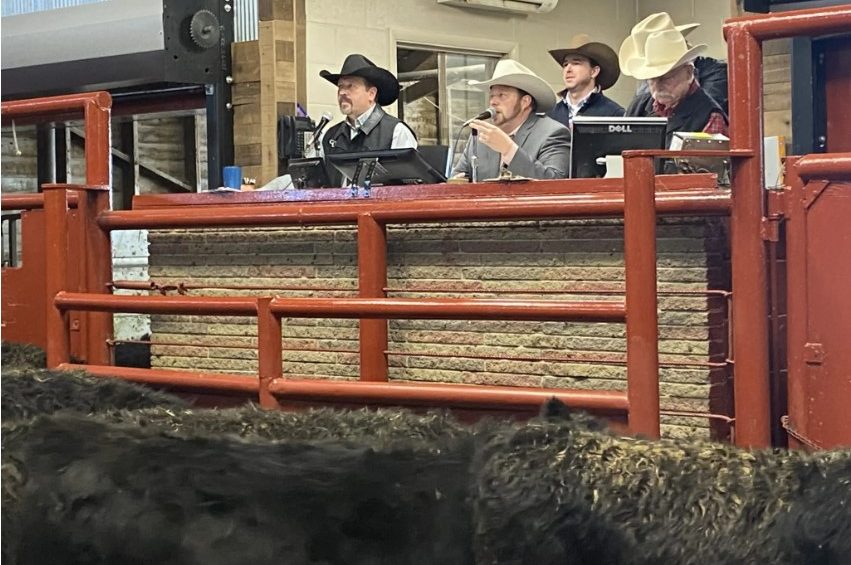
[232,0,306,185]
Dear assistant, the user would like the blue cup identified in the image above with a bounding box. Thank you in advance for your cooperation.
[223,165,242,189]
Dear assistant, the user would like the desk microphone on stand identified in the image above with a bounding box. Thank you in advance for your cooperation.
[445,107,496,179]
[311,112,334,151]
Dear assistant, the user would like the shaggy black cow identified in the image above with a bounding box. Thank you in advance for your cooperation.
[776,453,851,565]
[95,404,468,449]
[1,368,186,422]
[1,342,47,370]
[3,414,475,565]
[471,404,851,565]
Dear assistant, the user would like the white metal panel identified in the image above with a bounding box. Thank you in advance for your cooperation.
[2,0,164,70]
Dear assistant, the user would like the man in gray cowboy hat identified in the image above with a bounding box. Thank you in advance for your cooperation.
[318,53,417,185]
[451,59,571,181]
[620,13,728,145]
[547,34,624,129]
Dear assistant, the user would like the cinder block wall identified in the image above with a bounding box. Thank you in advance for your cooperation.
[148,217,731,439]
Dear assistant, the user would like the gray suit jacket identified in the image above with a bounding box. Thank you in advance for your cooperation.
[451,113,571,180]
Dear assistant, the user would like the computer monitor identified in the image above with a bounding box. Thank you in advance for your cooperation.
[326,148,447,186]
[570,117,667,178]
[285,157,329,189]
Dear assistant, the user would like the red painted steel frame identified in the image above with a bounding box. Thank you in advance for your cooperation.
[98,190,732,230]
[623,155,661,438]
[358,214,389,382]
[784,155,851,449]
[1,93,114,366]
[718,4,851,447]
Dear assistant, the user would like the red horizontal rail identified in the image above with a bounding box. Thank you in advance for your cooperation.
[131,174,720,209]
[60,364,259,394]
[794,153,851,181]
[1,192,80,211]
[723,4,851,40]
[1,91,111,119]
[99,190,732,231]
[267,378,629,413]
[268,297,625,322]
[55,292,259,315]
[57,292,624,322]
[108,280,730,297]
[106,339,724,369]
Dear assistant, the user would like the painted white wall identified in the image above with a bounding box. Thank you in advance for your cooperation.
[303,0,735,119]
[111,229,150,340]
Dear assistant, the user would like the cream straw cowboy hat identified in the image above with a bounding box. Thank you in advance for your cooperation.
[469,58,558,112]
[548,34,621,91]
[619,13,705,78]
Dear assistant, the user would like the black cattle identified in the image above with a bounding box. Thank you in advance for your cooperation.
[3,414,475,565]
[1,368,186,422]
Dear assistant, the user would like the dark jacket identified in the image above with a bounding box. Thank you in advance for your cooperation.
[322,105,414,186]
[626,85,728,147]
[633,56,728,115]
[451,113,571,180]
[547,91,625,128]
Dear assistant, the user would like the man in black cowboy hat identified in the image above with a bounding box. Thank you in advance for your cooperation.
[318,54,417,185]
[547,35,624,129]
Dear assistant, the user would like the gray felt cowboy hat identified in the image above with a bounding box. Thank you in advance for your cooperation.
[320,54,401,106]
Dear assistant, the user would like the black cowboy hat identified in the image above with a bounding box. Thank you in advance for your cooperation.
[549,34,621,91]
[319,54,401,106]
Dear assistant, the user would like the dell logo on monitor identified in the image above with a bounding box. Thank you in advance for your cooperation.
[608,124,633,133]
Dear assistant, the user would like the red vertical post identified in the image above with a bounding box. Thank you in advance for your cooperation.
[727,28,772,448]
[357,213,389,381]
[77,186,113,365]
[82,96,114,365]
[257,297,283,408]
[43,186,71,368]
[623,155,661,439]
[783,157,806,449]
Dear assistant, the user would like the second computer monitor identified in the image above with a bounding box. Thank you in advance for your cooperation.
[570,117,667,178]
[326,148,447,186]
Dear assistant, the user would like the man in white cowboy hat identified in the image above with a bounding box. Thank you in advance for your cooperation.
[547,34,624,129]
[620,13,728,145]
[627,13,729,115]
[451,59,571,180]
[318,53,417,185]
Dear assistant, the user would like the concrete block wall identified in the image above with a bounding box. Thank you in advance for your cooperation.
[148,217,731,439]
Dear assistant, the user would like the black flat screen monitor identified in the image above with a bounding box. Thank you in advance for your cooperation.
[570,117,667,178]
[285,157,329,188]
[326,148,447,186]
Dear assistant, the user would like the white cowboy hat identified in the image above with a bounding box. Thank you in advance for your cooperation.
[469,58,557,113]
[620,29,706,80]
[619,12,704,76]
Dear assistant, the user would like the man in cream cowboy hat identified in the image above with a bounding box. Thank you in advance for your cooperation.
[547,34,624,129]
[451,58,571,180]
[626,13,729,115]
[318,53,417,185]
[620,13,728,144]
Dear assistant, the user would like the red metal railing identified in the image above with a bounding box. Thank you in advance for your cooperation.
[1,93,113,366]
[47,178,729,437]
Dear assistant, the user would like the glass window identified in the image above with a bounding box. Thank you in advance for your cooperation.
[397,46,501,173]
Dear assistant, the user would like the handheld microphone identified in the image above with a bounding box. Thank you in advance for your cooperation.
[465,107,496,125]
[312,112,334,149]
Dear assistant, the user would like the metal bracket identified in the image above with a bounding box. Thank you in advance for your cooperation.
[348,157,379,198]
[803,180,830,210]
[803,342,825,365]
[760,217,780,242]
